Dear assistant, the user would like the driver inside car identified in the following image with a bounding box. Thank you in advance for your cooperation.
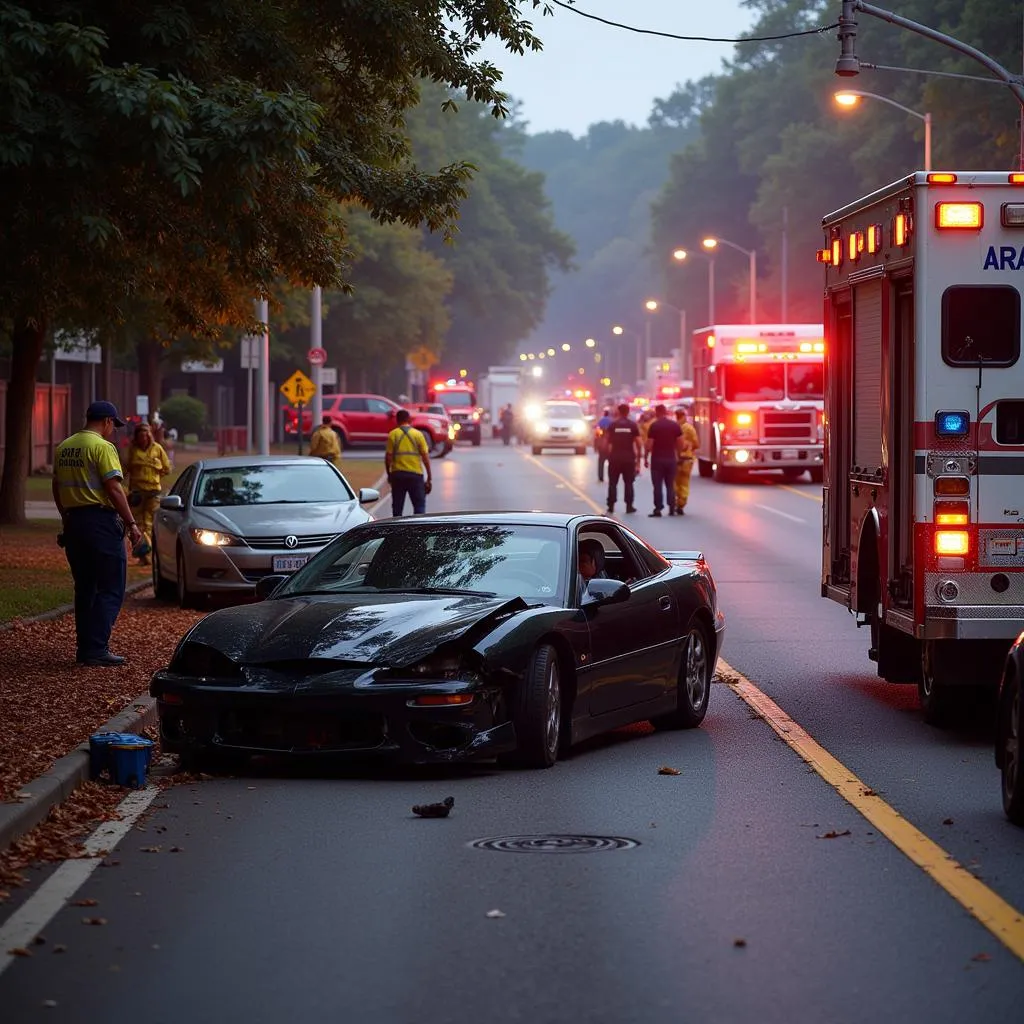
[578,538,609,600]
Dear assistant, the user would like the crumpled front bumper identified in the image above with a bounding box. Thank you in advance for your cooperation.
[151,672,517,763]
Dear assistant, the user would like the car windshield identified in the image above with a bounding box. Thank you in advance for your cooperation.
[437,391,475,407]
[787,363,824,400]
[422,405,446,416]
[722,364,785,402]
[277,523,566,603]
[545,403,585,419]
[194,464,354,506]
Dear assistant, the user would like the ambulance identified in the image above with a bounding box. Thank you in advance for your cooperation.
[691,323,825,482]
[819,171,1024,723]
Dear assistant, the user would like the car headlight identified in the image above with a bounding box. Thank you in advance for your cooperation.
[533,420,549,434]
[170,642,242,678]
[471,411,481,422]
[381,653,482,683]
[570,421,586,436]
[453,422,461,431]
[523,403,541,421]
[190,528,241,547]
[447,426,456,440]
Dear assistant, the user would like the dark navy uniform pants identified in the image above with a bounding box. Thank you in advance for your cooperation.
[390,471,426,516]
[64,506,127,660]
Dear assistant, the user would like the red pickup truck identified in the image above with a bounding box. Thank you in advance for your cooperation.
[284,393,453,455]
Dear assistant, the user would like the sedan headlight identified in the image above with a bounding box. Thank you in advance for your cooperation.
[533,420,549,434]
[383,653,482,683]
[447,426,456,440]
[190,528,241,547]
[570,420,587,437]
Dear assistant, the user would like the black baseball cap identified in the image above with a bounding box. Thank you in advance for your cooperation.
[86,400,126,427]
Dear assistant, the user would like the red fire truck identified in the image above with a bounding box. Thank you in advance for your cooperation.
[820,170,1024,723]
[427,379,482,446]
[691,324,825,482]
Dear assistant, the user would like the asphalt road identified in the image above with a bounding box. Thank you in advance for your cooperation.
[2,441,1022,1022]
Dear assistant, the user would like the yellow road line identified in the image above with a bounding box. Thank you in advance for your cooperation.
[719,658,1024,961]
[519,450,606,515]
[778,484,823,503]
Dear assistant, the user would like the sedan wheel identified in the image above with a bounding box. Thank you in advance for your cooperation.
[500,643,561,769]
[651,620,712,730]
[176,548,201,610]
[152,543,175,601]
[1001,675,1024,826]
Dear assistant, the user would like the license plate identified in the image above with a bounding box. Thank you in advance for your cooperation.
[987,538,1016,557]
[272,555,309,572]
[782,449,798,460]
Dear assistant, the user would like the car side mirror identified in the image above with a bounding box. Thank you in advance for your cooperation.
[581,578,630,606]
[254,575,289,601]
[358,488,380,504]
[159,495,183,511]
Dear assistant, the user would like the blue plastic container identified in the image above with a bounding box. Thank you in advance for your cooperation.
[88,732,126,779]
[108,736,154,788]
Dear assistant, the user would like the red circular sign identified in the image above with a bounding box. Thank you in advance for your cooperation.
[308,347,327,366]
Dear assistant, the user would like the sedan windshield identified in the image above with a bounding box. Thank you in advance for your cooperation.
[195,464,354,506]
[437,391,475,407]
[544,403,585,419]
[278,523,566,603]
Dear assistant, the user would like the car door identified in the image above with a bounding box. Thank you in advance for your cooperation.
[366,398,397,444]
[578,523,678,715]
[338,397,369,442]
[154,465,196,573]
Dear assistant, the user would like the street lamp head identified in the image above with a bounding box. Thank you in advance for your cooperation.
[645,299,658,311]
[519,353,527,361]
[538,352,545,359]
[527,353,535,359]
[672,249,688,261]
[546,347,556,356]
[561,343,571,352]
[531,365,543,378]
[585,338,596,348]
[612,325,624,336]
[834,91,861,108]
[702,238,718,251]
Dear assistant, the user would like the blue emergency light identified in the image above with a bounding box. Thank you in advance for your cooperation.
[934,410,970,438]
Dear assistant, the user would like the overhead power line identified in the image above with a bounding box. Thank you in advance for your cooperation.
[547,0,839,44]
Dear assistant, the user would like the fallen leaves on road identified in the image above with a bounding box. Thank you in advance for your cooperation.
[657,766,682,776]
[817,829,852,840]
[942,818,954,825]
[0,589,202,801]
[412,796,454,818]
[7,947,32,957]
[0,782,123,894]
[733,938,747,948]
[970,952,992,963]
[485,909,506,919]
[71,898,99,907]
[81,917,107,926]
[140,846,161,854]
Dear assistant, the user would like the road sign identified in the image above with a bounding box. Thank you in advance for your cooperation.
[240,337,260,369]
[308,347,327,366]
[407,346,437,372]
[320,367,337,387]
[280,369,316,406]
[182,359,224,373]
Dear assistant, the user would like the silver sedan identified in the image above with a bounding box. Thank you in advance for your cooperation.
[151,455,380,608]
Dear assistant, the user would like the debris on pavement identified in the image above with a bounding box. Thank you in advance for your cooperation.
[817,829,852,839]
[412,796,454,818]
[733,938,747,948]
[657,766,682,776]
[485,909,506,919]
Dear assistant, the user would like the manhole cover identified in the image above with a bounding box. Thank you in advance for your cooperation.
[468,834,639,854]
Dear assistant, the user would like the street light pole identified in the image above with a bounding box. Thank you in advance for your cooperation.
[924,110,932,173]
[749,249,757,324]
[834,89,932,170]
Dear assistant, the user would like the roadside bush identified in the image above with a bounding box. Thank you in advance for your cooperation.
[159,395,207,437]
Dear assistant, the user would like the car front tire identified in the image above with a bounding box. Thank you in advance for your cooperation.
[152,543,175,601]
[500,643,561,769]
[176,548,201,610]
[652,620,712,730]
[999,672,1024,825]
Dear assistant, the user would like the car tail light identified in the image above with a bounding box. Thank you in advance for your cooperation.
[934,530,969,556]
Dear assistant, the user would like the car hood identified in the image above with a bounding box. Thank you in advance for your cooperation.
[182,593,527,668]
[190,502,369,539]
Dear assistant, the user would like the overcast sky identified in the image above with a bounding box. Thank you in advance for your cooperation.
[480,0,758,136]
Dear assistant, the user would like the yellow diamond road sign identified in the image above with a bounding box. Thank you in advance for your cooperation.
[280,369,316,406]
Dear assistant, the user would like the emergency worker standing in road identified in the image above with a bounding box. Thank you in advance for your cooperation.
[386,409,432,516]
[644,404,682,517]
[500,404,515,446]
[123,423,171,563]
[52,401,142,667]
[605,403,642,514]
[595,407,613,483]
[309,415,342,468]
[674,408,700,515]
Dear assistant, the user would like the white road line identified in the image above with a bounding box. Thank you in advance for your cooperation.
[0,786,160,972]
[755,503,805,524]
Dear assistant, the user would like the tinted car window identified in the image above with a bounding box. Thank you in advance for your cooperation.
[280,523,566,603]
[995,400,1024,445]
[545,403,585,418]
[339,397,368,412]
[195,464,354,506]
[942,285,1020,367]
[170,466,195,500]
[367,399,394,415]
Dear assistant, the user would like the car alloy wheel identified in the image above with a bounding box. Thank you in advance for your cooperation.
[1002,676,1024,825]
[176,548,200,610]
[500,643,561,769]
[651,620,712,731]
[684,625,709,713]
[544,658,562,761]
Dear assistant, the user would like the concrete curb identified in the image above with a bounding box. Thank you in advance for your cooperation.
[0,694,158,852]
[0,578,154,633]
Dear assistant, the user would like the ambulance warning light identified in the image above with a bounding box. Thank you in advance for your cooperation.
[935,410,970,438]
[1001,204,1024,227]
[935,202,983,230]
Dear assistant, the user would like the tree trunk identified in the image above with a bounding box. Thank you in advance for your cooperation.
[0,318,48,525]
[137,338,163,416]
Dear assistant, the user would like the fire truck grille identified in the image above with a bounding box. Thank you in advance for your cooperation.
[761,410,815,444]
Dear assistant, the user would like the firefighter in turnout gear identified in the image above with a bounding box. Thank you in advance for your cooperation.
[674,408,700,515]
[309,415,342,468]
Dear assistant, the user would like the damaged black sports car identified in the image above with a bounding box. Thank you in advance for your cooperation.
[150,512,725,770]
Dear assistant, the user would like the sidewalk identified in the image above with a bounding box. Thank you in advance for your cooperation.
[25,501,60,521]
